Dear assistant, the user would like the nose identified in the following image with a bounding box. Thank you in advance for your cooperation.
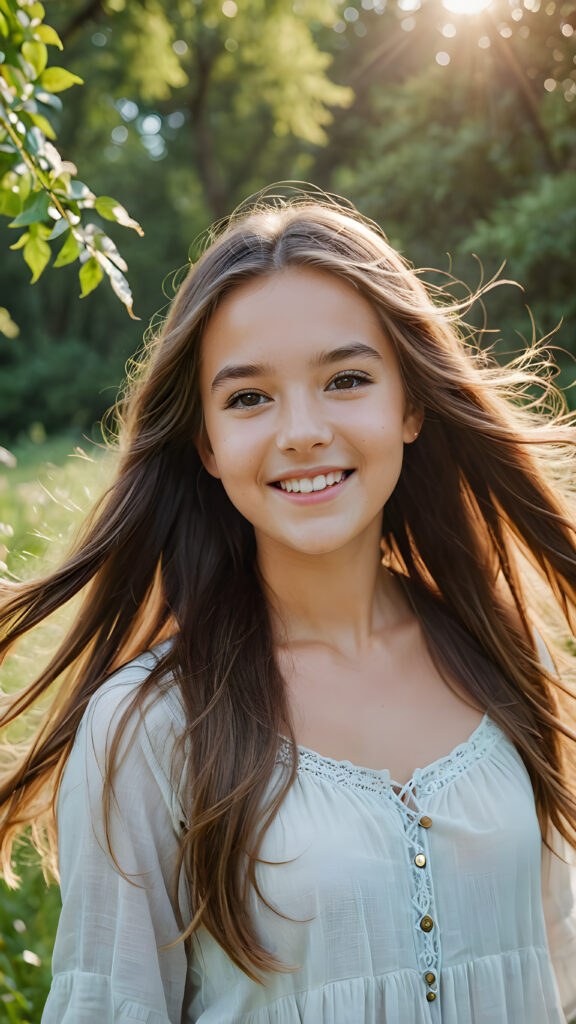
[275,390,334,453]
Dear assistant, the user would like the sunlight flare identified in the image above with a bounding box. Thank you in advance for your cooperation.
[442,0,491,13]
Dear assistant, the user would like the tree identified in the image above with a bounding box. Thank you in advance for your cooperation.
[0,0,144,319]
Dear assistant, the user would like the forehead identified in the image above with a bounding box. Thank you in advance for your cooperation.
[199,268,392,375]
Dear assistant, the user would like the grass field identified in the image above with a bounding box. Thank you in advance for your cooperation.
[0,434,110,1022]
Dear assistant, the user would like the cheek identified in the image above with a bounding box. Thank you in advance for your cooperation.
[208,421,266,488]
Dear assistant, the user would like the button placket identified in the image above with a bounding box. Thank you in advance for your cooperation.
[392,782,441,1009]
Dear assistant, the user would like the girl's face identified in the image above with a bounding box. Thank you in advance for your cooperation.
[198,268,422,559]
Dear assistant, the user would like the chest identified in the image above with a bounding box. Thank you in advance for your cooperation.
[252,733,544,969]
[280,626,486,786]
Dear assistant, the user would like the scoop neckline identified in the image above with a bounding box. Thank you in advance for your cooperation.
[277,712,502,796]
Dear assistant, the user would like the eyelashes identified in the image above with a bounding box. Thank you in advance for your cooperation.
[327,370,373,391]
[225,391,268,410]
[224,370,374,410]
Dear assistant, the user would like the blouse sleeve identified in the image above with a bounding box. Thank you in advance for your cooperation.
[532,627,576,1021]
[542,827,576,1022]
[41,663,197,1024]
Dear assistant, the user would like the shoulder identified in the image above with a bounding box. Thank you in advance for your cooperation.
[85,638,185,740]
[75,640,190,824]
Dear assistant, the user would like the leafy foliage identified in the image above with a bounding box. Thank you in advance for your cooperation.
[0,0,574,436]
[0,0,143,317]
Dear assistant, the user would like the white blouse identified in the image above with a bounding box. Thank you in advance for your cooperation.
[41,643,576,1023]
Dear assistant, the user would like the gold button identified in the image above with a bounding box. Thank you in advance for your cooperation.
[426,991,436,1002]
[420,915,434,932]
[419,815,432,829]
[425,972,436,984]
[414,853,426,868]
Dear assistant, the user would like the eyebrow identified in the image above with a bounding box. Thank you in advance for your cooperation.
[210,342,383,392]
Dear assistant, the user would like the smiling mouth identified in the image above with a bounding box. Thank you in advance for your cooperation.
[271,470,355,494]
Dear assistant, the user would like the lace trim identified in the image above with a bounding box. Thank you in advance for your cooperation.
[275,714,502,799]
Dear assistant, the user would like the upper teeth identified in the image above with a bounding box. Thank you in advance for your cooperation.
[278,471,346,493]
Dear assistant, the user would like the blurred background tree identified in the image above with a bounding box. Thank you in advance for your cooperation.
[0,0,574,444]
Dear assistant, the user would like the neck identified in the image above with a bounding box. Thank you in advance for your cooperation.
[256,526,409,659]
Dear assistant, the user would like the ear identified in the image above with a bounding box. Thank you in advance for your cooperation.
[195,428,221,479]
[402,402,424,444]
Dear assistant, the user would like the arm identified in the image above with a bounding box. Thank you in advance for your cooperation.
[41,666,197,1024]
[542,827,576,1023]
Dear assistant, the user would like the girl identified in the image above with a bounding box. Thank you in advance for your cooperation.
[1,191,576,1023]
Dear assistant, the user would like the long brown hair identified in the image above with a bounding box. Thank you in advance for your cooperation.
[2,192,576,982]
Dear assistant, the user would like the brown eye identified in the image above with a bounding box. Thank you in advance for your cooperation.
[227,391,268,409]
[328,371,371,391]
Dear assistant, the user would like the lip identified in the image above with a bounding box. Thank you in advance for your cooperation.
[269,466,353,485]
[270,470,355,505]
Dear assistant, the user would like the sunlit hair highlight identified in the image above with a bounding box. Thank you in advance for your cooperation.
[1,189,576,981]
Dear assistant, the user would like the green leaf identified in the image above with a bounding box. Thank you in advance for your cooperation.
[8,189,50,226]
[0,190,21,217]
[21,40,47,77]
[53,228,79,267]
[28,3,46,20]
[9,230,29,250]
[34,24,63,49]
[79,256,103,297]
[69,180,94,200]
[93,230,127,272]
[34,88,63,111]
[38,67,83,93]
[95,252,139,319]
[23,230,50,282]
[0,306,19,338]
[47,215,68,239]
[27,110,55,139]
[94,195,144,236]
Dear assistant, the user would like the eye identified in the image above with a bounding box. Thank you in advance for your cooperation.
[327,371,373,391]
[225,390,269,409]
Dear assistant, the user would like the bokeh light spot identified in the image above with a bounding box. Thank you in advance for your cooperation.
[436,50,451,64]
[478,34,491,45]
[225,37,238,51]
[561,22,574,35]
[172,40,188,55]
[442,23,457,36]
[222,1,238,17]
[140,114,162,135]
[344,6,359,19]
[443,0,490,13]
[116,98,139,122]
[401,16,416,29]
[111,125,128,144]
[544,77,557,90]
